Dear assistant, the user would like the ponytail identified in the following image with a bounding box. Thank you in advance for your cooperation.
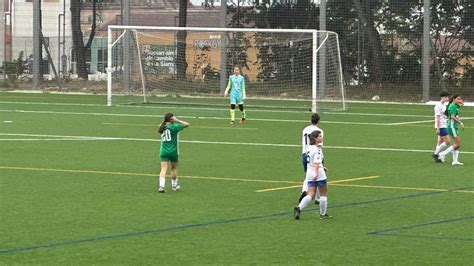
[445,95,459,117]
[158,113,174,134]
[158,121,167,134]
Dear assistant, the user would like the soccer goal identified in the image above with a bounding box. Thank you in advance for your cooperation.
[107,26,346,112]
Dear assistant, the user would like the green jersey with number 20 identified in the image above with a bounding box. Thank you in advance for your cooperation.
[160,122,185,156]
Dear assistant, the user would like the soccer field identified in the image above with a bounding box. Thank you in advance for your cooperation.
[0,92,473,264]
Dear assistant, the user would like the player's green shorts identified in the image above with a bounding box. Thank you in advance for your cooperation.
[160,153,179,162]
[448,127,459,137]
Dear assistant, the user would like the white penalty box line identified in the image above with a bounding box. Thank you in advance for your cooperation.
[1,132,474,155]
[3,108,474,126]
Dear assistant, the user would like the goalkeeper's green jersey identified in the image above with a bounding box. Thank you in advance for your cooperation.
[447,103,460,129]
[160,122,185,156]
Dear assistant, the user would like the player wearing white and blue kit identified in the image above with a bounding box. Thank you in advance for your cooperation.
[294,130,331,220]
[224,65,246,124]
[298,113,324,203]
[432,91,450,162]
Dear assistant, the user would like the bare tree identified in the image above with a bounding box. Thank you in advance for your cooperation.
[353,0,383,83]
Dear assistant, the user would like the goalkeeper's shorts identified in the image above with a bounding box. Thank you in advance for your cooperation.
[230,94,243,105]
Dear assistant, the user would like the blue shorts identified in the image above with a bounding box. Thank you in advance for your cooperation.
[302,153,308,172]
[230,95,243,105]
[308,179,327,187]
[439,128,448,137]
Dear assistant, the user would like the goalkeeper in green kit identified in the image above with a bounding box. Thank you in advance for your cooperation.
[158,113,190,192]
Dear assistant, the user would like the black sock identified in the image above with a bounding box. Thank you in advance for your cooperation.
[298,191,307,203]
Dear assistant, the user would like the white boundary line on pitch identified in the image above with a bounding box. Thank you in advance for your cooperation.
[3,108,473,126]
[0,109,388,125]
[2,109,463,126]
[387,117,474,126]
[386,120,435,125]
[0,138,102,141]
[4,100,473,119]
[1,132,473,155]
[101,122,258,130]
[0,100,307,114]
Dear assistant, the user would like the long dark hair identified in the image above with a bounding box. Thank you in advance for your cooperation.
[309,130,322,145]
[159,113,174,134]
[445,95,459,116]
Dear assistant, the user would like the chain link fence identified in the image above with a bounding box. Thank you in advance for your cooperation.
[1,0,473,101]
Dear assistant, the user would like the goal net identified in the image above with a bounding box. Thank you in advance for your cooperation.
[107,26,346,112]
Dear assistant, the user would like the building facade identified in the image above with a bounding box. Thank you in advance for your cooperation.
[1,1,5,71]
[7,0,72,76]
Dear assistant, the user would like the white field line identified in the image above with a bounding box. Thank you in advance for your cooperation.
[1,109,458,126]
[0,138,102,141]
[2,100,307,114]
[387,117,474,126]
[102,122,259,130]
[1,132,473,155]
[387,120,435,125]
[0,109,390,125]
[4,100,473,118]
[2,91,473,106]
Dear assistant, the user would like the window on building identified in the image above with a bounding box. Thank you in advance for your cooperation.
[97,48,108,73]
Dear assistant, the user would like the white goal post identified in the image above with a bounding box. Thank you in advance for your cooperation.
[107,25,346,112]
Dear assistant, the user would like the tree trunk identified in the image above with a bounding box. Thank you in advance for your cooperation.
[71,0,87,79]
[353,0,383,83]
[70,0,97,79]
[176,0,188,80]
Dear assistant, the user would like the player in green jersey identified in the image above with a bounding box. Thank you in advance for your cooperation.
[439,95,465,165]
[158,113,190,192]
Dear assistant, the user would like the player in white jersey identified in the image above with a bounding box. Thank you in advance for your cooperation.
[294,130,331,220]
[297,113,324,204]
[432,91,450,162]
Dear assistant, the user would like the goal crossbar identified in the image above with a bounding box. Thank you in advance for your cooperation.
[108,25,323,34]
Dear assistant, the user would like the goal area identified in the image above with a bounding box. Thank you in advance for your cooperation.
[107,26,346,112]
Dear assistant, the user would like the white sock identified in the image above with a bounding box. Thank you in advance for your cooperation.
[316,188,320,201]
[298,195,312,210]
[301,180,308,193]
[453,150,459,162]
[159,176,165,188]
[434,142,448,155]
[172,178,178,187]
[319,196,328,215]
[440,146,454,156]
